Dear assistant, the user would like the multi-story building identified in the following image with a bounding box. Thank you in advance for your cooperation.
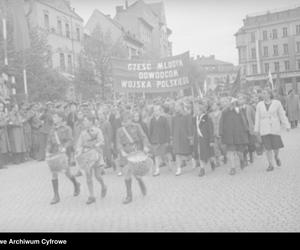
[24,0,84,79]
[114,0,172,59]
[85,9,144,59]
[195,55,239,90]
[235,6,300,94]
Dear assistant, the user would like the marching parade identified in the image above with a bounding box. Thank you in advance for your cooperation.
[0,0,300,233]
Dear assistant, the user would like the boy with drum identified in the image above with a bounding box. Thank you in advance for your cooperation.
[46,112,81,205]
[116,109,150,205]
[75,114,107,205]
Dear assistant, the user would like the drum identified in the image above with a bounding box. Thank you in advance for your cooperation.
[127,151,153,177]
[47,153,68,173]
[76,149,99,171]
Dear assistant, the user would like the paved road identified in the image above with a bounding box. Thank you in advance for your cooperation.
[0,130,300,232]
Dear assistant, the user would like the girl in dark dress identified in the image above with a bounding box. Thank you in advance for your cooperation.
[194,100,215,177]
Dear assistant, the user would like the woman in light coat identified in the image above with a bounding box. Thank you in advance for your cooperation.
[254,89,290,172]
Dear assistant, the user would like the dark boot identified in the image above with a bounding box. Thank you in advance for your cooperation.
[210,160,216,171]
[101,185,107,198]
[50,179,60,205]
[136,178,147,196]
[199,168,205,177]
[266,165,274,172]
[69,177,80,197]
[123,179,133,204]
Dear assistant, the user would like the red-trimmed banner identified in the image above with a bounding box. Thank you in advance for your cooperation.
[111,52,190,93]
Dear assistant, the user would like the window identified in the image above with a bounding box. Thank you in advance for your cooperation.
[60,53,65,71]
[284,60,290,71]
[263,46,268,57]
[57,19,62,35]
[44,12,49,29]
[251,48,256,59]
[263,30,268,41]
[297,60,300,70]
[76,27,80,41]
[273,45,278,56]
[283,44,289,55]
[65,23,70,38]
[297,42,300,53]
[68,55,72,73]
[252,64,257,74]
[296,24,300,35]
[264,63,269,73]
[251,32,256,42]
[274,62,280,72]
[283,27,288,37]
[272,29,277,39]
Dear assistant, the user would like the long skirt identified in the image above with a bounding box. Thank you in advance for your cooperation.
[7,126,26,153]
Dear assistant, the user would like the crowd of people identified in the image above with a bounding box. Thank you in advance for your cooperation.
[0,86,295,205]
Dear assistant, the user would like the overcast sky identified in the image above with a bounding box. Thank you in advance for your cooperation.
[72,0,300,65]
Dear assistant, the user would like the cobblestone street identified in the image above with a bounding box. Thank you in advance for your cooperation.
[0,130,299,232]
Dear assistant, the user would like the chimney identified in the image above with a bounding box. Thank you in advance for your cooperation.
[116,6,124,13]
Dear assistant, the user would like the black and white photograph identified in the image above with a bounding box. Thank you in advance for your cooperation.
[0,0,300,236]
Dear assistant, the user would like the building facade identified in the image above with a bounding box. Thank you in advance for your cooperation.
[25,0,84,79]
[85,9,144,59]
[195,55,238,90]
[235,6,300,94]
[114,0,172,59]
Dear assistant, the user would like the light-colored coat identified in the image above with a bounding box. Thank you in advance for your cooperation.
[254,100,290,136]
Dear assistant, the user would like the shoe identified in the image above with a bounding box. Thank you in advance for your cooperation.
[50,195,60,205]
[275,157,281,167]
[175,169,182,176]
[74,182,81,197]
[199,168,205,177]
[123,196,133,204]
[86,196,96,205]
[229,168,236,176]
[266,165,274,172]
[153,170,160,177]
[101,185,107,199]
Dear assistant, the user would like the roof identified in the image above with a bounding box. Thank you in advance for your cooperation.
[38,0,83,22]
[196,56,234,66]
[86,9,143,47]
[148,2,166,24]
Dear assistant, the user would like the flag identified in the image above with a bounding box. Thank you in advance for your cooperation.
[231,68,241,96]
[268,70,274,90]
[7,0,30,52]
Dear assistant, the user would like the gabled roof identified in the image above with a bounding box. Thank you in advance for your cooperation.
[86,9,144,47]
[38,0,83,22]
